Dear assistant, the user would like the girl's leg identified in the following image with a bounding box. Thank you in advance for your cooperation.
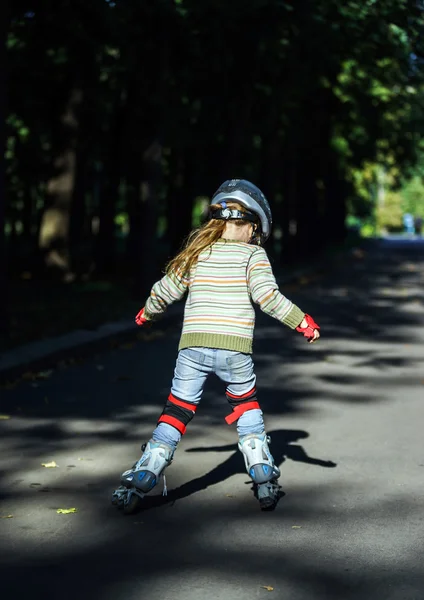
[214,350,264,436]
[215,350,280,508]
[152,347,211,450]
[121,348,210,494]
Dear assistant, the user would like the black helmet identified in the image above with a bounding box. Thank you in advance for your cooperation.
[211,179,272,244]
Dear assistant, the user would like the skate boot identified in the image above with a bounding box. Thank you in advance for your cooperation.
[112,440,174,514]
[238,433,281,510]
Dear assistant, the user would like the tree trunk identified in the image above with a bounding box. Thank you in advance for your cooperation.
[69,148,88,275]
[292,153,320,260]
[38,88,82,274]
[0,0,8,343]
[280,147,299,264]
[127,139,163,299]
[220,94,253,179]
[323,158,348,246]
[259,130,283,263]
[166,149,194,258]
[96,109,124,275]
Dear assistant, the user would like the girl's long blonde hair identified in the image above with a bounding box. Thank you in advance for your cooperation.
[166,202,253,278]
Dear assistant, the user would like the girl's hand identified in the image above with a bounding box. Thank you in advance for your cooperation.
[296,314,320,343]
[135,308,149,326]
[308,328,320,343]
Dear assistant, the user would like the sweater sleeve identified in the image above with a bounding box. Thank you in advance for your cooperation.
[144,269,189,319]
[247,248,305,329]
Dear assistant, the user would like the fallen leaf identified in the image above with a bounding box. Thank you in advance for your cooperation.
[0,514,13,519]
[56,508,77,514]
[292,526,302,529]
[0,415,11,420]
[36,370,53,380]
[41,461,58,468]
[261,586,274,592]
[225,494,234,498]
[22,370,53,382]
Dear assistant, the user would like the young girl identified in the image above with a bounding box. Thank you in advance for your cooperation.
[112,179,320,512]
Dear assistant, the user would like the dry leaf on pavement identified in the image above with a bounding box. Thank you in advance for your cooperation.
[261,586,274,591]
[41,461,58,468]
[57,508,77,514]
[0,515,13,519]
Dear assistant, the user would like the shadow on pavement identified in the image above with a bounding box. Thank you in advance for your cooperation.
[126,429,337,511]
[1,238,424,599]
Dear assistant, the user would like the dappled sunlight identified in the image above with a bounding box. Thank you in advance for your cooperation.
[1,478,423,600]
[1,240,424,598]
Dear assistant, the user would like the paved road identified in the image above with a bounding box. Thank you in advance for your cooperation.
[1,238,424,600]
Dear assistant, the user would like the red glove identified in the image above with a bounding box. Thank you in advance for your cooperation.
[135,308,148,326]
[296,314,320,340]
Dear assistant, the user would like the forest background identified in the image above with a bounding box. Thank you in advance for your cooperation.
[2,0,424,349]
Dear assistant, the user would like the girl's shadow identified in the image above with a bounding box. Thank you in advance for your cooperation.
[140,429,336,510]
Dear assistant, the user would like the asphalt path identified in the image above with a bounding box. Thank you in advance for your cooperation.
[1,237,424,600]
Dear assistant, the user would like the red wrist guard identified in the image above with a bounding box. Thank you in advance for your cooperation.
[135,308,148,326]
[296,314,320,339]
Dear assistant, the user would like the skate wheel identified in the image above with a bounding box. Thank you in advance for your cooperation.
[259,496,276,511]
[123,493,142,515]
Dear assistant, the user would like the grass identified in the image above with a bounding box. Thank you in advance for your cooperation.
[4,275,142,351]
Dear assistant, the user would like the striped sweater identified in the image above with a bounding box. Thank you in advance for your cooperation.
[144,239,305,354]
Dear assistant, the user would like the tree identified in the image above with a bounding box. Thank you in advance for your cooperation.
[0,0,8,343]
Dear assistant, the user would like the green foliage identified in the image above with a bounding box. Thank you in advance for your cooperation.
[4,0,424,268]
[376,191,403,231]
[400,176,424,216]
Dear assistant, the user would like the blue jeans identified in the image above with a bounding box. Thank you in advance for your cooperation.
[152,347,265,451]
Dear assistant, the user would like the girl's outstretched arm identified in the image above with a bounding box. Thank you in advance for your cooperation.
[143,270,189,319]
[247,248,305,329]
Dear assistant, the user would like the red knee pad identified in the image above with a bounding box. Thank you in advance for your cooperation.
[225,401,261,424]
[225,386,260,424]
[158,393,197,434]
